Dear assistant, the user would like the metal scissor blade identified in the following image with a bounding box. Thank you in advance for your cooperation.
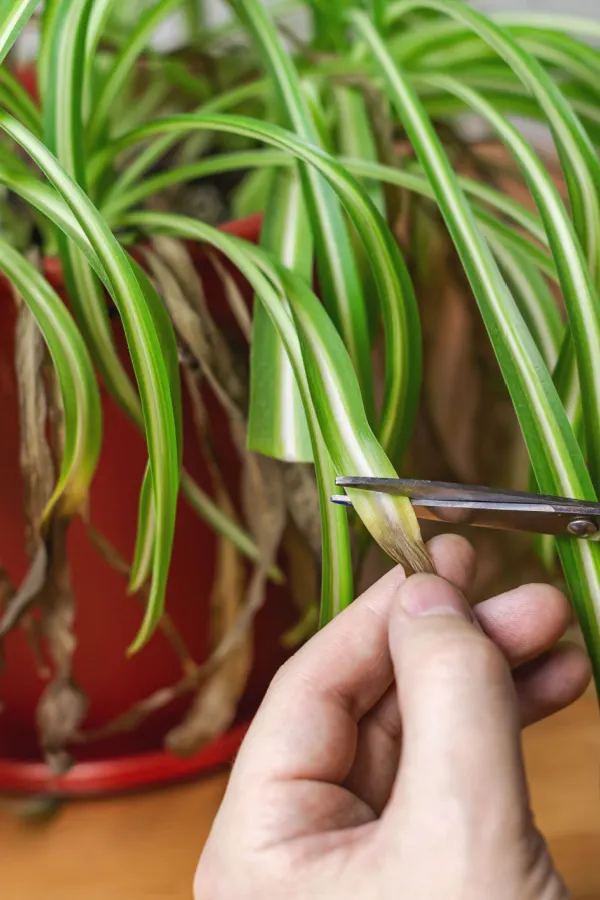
[333,477,600,539]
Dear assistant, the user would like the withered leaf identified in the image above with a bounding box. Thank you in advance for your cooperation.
[166,489,250,757]
[166,405,287,757]
[280,521,319,649]
[36,518,88,773]
[0,542,47,637]
[282,463,322,561]
[423,278,480,484]
[206,249,252,343]
[237,452,287,638]
[0,567,14,610]
[0,286,53,639]
[166,385,252,756]
[409,209,481,484]
[14,292,55,555]
[36,677,87,775]
[144,240,247,435]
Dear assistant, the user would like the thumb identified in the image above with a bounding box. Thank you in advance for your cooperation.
[386,574,531,832]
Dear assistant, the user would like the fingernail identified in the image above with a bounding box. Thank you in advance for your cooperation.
[398,574,471,620]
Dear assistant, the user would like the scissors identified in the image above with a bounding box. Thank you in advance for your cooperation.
[331,476,600,540]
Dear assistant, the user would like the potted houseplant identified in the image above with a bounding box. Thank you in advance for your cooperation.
[1,0,600,797]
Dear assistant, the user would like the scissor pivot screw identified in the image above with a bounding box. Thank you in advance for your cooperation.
[567,518,598,537]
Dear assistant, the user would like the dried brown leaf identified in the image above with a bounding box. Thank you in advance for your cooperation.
[0,568,14,612]
[166,371,253,756]
[423,279,481,484]
[280,521,319,649]
[14,290,54,555]
[282,463,321,561]
[0,542,47,637]
[36,518,88,773]
[183,365,234,491]
[206,249,252,342]
[144,240,247,433]
[24,368,88,770]
[165,489,250,756]
[0,283,55,644]
[238,453,287,641]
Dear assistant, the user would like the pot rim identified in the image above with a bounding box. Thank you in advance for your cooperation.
[0,722,249,798]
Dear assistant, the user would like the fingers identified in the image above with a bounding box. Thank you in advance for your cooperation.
[474,584,572,667]
[515,642,591,727]
[346,580,588,814]
[234,534,476,786]
[343,684,401,814]
[386,574,530,835]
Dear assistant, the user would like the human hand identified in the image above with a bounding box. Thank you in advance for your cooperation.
[195,535,590,899]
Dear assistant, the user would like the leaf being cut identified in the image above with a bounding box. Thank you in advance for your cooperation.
[128,212,431,577]
[127,213,416,624]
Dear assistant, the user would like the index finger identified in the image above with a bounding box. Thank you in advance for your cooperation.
[231,534,476,787]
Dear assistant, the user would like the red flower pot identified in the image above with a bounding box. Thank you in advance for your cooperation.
[0,214,298,796]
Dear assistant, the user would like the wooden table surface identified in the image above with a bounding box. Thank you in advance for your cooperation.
[1,687,599,900]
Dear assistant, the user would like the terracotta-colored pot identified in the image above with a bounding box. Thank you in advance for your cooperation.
[0,213,297,796]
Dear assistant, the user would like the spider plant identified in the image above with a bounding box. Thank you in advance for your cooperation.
[2,0,600,712]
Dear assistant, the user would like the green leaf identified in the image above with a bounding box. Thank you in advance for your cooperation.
[354,9,600,687]
[0,67,41,135]
[232,0,375,423]
[0,0,39,65]
[83,0,122,118]
[96,77,270,203]
[259,253,432,577]
[231,166,274,220]
[489,241,563,372]
[416,75,600,147]
[393,16,600,105]
[493,13,600,42]
[43,0,140,422]
[301,78,335,153]
[249,165,313,462]
[42,0,165,597]
[476,209,556,283]
[87,0,181,147]
[333,84,386,340]
[334,86,386,217]
[0,237,102,519]
[389,0,600,289]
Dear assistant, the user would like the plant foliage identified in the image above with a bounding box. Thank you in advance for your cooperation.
[1,0,600,697]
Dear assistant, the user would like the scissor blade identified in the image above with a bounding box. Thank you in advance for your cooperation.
[336,476,600,511]
[332,479,600,539]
